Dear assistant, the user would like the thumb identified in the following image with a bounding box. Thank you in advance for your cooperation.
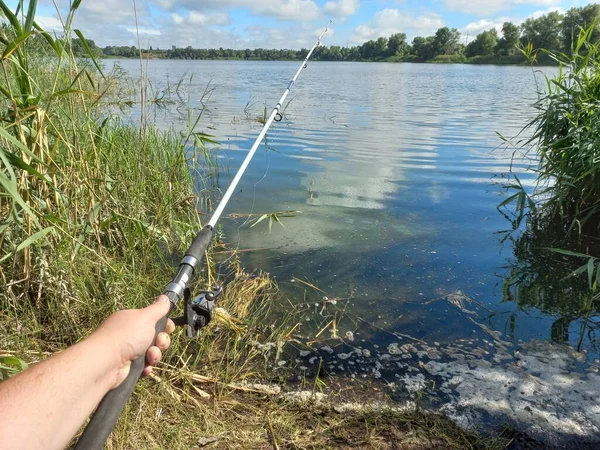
[143,295,172,323]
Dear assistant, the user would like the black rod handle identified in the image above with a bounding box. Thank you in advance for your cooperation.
[74,226,214,449]
[74,312,171,450]
[186,226,214,261]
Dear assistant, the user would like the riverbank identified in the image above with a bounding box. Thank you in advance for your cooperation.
[101,53,544,66]
[2,7,598,449]
[0,25,509,449]
[0,69,512,448]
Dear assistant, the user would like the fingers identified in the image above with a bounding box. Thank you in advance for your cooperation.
[143,295,172,322]
[155,332,171,351]
[146,346,162,366]
[165,318,176,334]
[143,338,169,378]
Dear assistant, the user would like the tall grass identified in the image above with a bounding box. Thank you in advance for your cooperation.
[498,24,600,340]
[0,0,281,386]
[506,24,600,230]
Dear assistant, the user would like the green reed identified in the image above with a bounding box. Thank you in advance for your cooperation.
[498,24,600,344]
[519,24,600,229]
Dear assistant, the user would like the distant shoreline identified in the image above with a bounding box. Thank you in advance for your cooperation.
[103,55,556,67]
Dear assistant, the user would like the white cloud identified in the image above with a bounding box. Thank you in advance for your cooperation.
[528,6,564,19]
[459,6,564,43]
[323,0,359,19]
[172,13,184,25]
[125,27,162,36]
[460,19,504,43]
[35,15,63,31]
[255,0,321,21]
[79,0,143,23]
[442,0,561,16]
[172,11,230,26]
[351,9,444,42]
[154,0,320,21]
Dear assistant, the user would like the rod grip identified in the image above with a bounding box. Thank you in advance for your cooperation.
[74,315,170,450]
[186,226,214,262]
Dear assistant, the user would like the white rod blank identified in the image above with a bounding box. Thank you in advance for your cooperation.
[207,21,332,229]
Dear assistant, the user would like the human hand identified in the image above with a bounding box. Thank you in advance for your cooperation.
[91,295,176,389]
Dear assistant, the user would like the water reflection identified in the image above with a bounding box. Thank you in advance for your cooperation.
[501,217,600,352]
[111,60,593,357]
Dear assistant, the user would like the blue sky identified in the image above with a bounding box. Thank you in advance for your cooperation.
[10,0,592,49]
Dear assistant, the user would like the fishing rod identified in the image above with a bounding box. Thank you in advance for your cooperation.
[75,20,332,450]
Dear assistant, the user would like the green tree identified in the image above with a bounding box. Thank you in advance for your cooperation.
[432,27,461,55]
[374,36,388,57]
[71,38,101,57]
[360,39,377,59]
[562,4,600,52]
[411,36,435,60]
[388,32,408,56]
[496,22,521,56]
[521,11,563,52]
[465,29,498,57]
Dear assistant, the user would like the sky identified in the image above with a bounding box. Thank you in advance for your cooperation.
[8,0,594,49]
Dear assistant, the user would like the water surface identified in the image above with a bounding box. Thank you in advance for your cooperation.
[115,59,598,360]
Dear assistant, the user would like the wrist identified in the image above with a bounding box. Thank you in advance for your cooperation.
[81,331,125,391]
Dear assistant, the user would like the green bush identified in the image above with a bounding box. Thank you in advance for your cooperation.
[468,54,526,65]
[430,54,467,63]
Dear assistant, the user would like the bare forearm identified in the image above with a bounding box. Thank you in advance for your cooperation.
[0,298,172,449]
[0,335,119,450]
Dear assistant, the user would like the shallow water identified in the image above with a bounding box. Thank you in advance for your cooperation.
[114,59,599,361]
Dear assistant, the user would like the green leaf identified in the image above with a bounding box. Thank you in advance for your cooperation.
[88,201,101,225]
[0,355,28,371]
[497,192,519,209]
[588,257,595,289]
[250,214,269,228]
[44,214,68,226]
[0,2,22,34]
[193,132,219,145]
[74,29,104,78]
[0,355,28,380]
[2,31,32,60]
[3,150,51,183]
[544,247,591,258]
[24,0,38,33]
[33,25,64,57]
[50,88,98,99]
[568,264,589,278]
[0,150,39,227]
[0,125,47,164]
[84,69,96,90]
[271,214,284,227]
[0,227,54,263]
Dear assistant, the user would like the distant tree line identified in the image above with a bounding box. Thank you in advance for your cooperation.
[68,4,600,64]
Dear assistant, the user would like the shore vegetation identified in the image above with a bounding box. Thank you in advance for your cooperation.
[500,23,600,341]
[0,1,521,448]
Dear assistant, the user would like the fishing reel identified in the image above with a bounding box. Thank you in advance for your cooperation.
[172,286,223,338]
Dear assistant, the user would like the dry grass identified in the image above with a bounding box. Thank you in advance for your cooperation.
[101,386,509,450]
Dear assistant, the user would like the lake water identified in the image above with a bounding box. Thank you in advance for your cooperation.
[113,59,599,363]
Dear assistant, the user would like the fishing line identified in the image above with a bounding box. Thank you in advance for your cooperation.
[218,102,290,274]
[217,145,274,276]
